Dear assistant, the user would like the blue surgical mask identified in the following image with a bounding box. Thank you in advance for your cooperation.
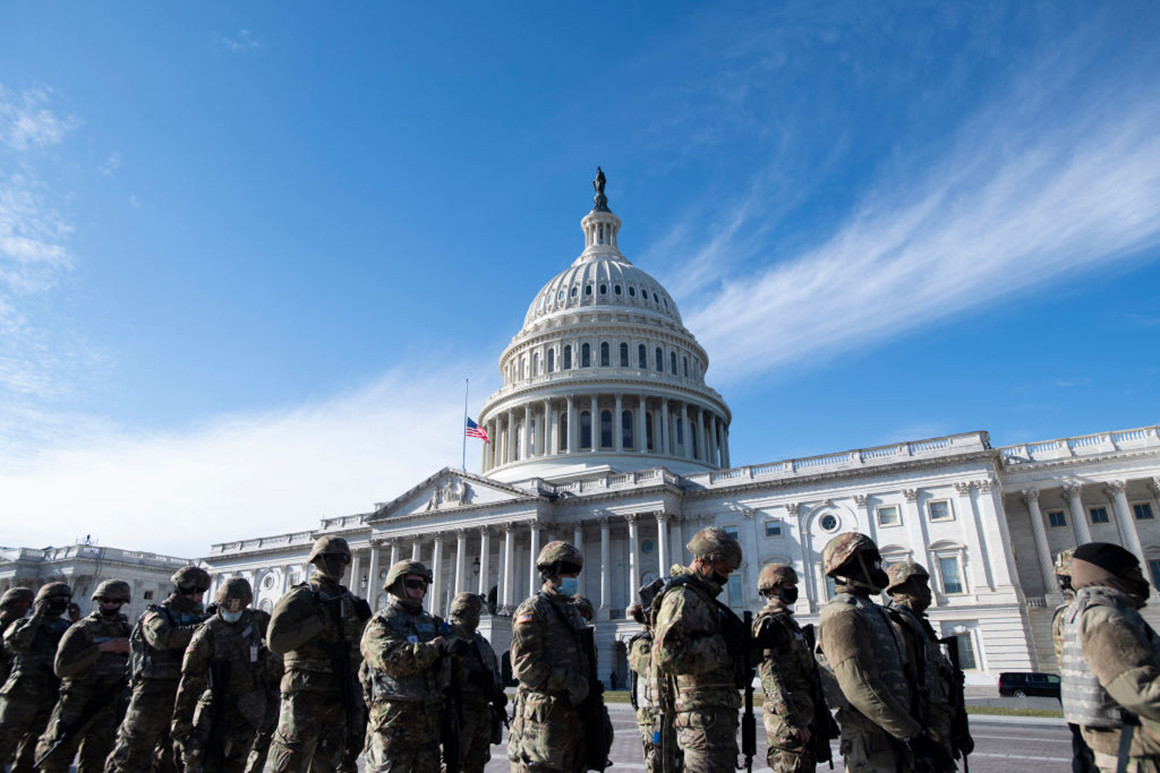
[558,577,579,598]
[221,609,243,624]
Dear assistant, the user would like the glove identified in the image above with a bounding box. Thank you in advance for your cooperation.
[909,730,954,771]
[437,637,471,658]
[565,670,590,707]
[493,690,509,709]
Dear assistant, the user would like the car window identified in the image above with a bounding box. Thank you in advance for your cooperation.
[1047,675,1061,684]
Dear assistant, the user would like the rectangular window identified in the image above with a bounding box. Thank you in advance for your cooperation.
[1047,510,1067,527]
[1134,503,1155,520]
[877,505,900,527]
[143,590,154,600]
[938,556,965,594]
[824,575,837,600]
[954,632,978,670]
[727,574,742,607]
[1090,506,1110,524]
[724,526,740,541]
[1149,560,1160,589]
[764,521,783,537]
[928,500,953,522]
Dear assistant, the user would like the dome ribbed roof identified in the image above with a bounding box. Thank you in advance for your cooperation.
[522,256,682,328]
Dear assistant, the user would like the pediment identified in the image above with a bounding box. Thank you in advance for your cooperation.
[372,468,538,521]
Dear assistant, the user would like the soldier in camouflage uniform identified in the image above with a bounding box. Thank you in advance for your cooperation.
[652,527,746,773]
[817,533,949,773]
[171,578,276,773]
[36,579,133,773]
[753,563,829,773]
[508,541,603,773]
[107,564,211,773]
[1061,542,1160,772]
[1053,549,1099,773]
[360,560,463,772]
[884,562,959,772]
[447,592,505,773]
[268,536,371,773]
[0,588,33,689]
[0,581,72,772]
[626,602,661,773]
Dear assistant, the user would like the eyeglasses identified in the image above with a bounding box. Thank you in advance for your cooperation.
[403,579,428,590]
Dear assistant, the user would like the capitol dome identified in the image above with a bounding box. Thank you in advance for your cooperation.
[478,170,732,482]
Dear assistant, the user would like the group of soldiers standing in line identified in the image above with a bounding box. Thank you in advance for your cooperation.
[2,526,1156,772]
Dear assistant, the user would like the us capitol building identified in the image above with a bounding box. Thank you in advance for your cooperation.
[202,174,1160,686]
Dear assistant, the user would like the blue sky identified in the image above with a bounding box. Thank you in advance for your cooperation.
[2,3,1158,556]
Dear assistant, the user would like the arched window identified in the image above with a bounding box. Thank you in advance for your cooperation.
[683,356,688,377]
[547,348,555,373]
[622,410,634,449]
[559,419,568,452]
[689,423,698,459]
[581,343,591,368]
[563,345,572,370]
[580,411,592,450]
[600,342,610,367]
[619,342,629,367]
[670,352,677,375]
[655,347,663,371]
[638,344,647,369]
[645,411,654,451]
[600,410,613,449]
[533,352,540,376]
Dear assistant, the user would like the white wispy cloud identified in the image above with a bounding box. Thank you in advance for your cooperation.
[99,150,122,177]
[0,363,496,557]
[680,41,1160,384]
[0,85,79,152]
[214,30,263,54]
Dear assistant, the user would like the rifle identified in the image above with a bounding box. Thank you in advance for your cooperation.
[578,625,613,771]
[205,656,233,772]
[740,610,756,773]
[438,621,463,773]
[939,635,973,773]
[36,675,126,767]
[799,624,839,769]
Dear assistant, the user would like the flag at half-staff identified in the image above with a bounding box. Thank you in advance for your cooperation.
[465,417,490,443]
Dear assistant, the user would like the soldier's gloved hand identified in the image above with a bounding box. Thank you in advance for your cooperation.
[565,670,590,707]
[908,730,954,771]
[953,730,975,756]
[493,690,508,709]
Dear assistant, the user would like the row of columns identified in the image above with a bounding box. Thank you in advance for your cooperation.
[482,394,730,471]
[1022,477,1160,598]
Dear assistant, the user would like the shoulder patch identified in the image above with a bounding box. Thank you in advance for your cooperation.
[516,612,534,625]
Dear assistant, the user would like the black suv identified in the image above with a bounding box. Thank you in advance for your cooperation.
[998,672,1061,699]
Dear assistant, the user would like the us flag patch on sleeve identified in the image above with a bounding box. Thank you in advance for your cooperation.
[516,612,534,624]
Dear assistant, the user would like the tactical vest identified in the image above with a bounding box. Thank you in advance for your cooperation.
[1061,587,1160,727]
[8,616,71,679]
[75,613,133,682]
[514,591,589,698]
[362,599,444,703]
[627,631,657,711]
[459,632,500,703]
[823,592,911,723]
[131,602,206,680]
[206,611,269,693]
[279,583,368,675]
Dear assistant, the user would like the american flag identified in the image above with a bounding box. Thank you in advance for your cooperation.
[465,417,489,443]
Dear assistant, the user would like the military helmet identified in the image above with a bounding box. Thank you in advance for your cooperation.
[92,579,132,603]
[0,587,34,608]
[1054,549,1075,578]
[885,561,930,594]
[449,592,483,618]
[758,563,798,593]
[171,566,211,590]
[308,535,351,563]
[35,581,73,604]
[686,527,743,571]
[383,560,431,591]
[536,541,583,572]
[214,578,253,610]
[822,532,879,577]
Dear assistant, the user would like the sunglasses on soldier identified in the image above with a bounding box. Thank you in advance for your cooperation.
[403,579,428,590]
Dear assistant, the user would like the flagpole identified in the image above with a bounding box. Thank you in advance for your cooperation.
[462,378,469,472]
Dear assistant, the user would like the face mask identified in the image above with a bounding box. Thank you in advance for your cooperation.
[315,556,349,580]
[710,571,730,587]
[558,577,579,598]
[99,604,122,619]
[777,586,799,606]
[454,613,480,631]
[221,609,244,624]
[46,600,69,615]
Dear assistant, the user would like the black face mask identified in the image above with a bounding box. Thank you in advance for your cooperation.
[99,604,122,619]
[315,556,349,581]
[776,586,799,606]
[46,600,69,615]
[710,571,730,587]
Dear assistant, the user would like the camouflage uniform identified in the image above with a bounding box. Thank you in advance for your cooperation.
[107,566,211,773]
[1062,542,1160,773]
[267,537,370,773]
[652,528,746,773]
[753,565,821,773]
[626,608,661,773]
[359,560,446,773]
[885,562,956,771]
[1052,549,1099,773]
[508,541,599,773]
[0,588,33,688]
[447,593,504,773]
[172,579,275,773]
[817,533,923,773]
[0,583,72,773]
[37,581,133,773]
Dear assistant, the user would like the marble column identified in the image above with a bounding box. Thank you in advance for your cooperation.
[656,513,669,575]
[600,517,611,613]
[1022,489,1059,599]
[567,396,576,454]
[721,425,730,468]
[412,540,421,561]
[455,529,468,594]
[349,551,362,597]
[366,542,381,605]
[389,541,400,567]
[523,404,532,460]
[502,525,515,613]
[1107,480,1145,565]
[478,527,491,597]
[680,403,690,458]
[589,396,598,451]
[627,514,640,607]
[528,522,541,598]
[543,399,553,457]
[614,394,624,452]
[1062,483,1093,544]
[672,516,685,566]
[638,396,647,453]
[431,534,445,616]
[573,523,584,557]
[708,413,719,466]
[660,401,670,455]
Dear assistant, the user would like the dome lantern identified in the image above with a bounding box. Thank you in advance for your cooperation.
[580,167,623,261]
